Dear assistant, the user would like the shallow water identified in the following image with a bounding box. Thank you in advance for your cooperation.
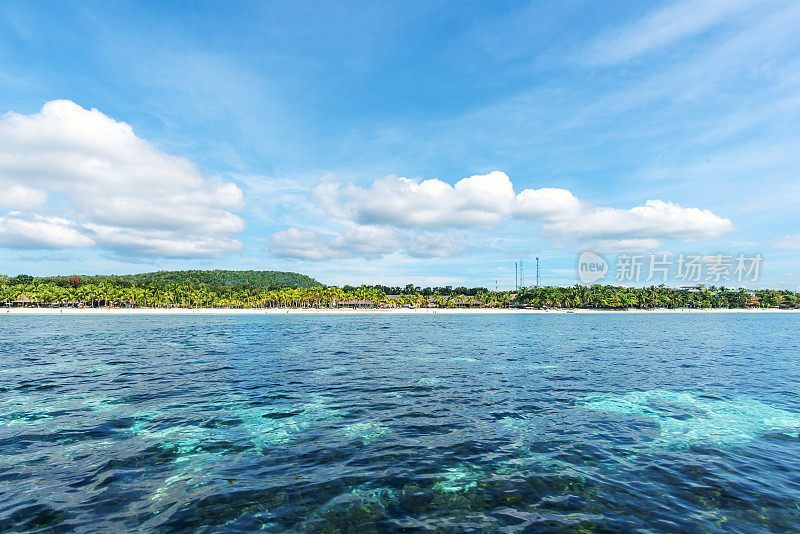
[1,314,799,532]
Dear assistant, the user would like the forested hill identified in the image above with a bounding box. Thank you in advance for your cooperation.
[39,270,322,289]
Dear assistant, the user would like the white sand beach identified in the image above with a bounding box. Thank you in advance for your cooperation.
[3,307,798,315]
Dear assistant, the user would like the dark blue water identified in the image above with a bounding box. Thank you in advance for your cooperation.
[1,314,800,532]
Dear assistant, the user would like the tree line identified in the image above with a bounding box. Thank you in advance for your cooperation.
[34,269,321,289]
[1,274,798,309]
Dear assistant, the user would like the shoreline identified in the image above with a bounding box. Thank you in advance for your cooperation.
[3,307,798,315]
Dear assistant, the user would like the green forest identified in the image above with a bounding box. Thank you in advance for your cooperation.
[35,269,322,289]
[1,270,798,309]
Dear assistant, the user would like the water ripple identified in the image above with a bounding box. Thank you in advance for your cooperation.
[2,314,800,531]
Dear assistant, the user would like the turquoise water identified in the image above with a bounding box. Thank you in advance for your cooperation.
[1,314,799,532]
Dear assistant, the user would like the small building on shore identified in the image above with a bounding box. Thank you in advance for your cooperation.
[679,285,705,293]
[12,295,33,307]
[462,297,485,308]
[338,299,374,308]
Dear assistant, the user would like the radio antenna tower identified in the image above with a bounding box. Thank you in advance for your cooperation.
[536,257,540,288]
[520,260,524,288]
[515,262,518,290]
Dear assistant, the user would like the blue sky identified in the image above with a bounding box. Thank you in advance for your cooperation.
[1,0,799,289]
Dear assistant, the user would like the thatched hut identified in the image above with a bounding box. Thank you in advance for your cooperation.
[338,299,374,308]
[12,295,32,307]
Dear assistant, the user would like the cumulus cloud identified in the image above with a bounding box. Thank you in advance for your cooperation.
[85,224,242,258]
[311,172,733,251]
[314,171,515,228]
[0,100,245,257]
[0,213,94,249]
[544,200,734,242]
[315,171,589,228]
[0,185,47,210]
[515,187,582,221]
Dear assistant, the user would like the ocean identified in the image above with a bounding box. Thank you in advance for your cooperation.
[1,314,799,532]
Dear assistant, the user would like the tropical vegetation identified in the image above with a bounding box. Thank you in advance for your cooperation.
[37,269,321,289]
[1,271,798,309]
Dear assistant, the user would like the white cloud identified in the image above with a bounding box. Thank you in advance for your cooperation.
[312,172,733,252]
[314,171,515,228]
[316,171,587,227]
[0,185,47,209]
[85,224,242,258]
[0,100,245,257]
[515,187,582,221]
[0,213,94,249]
[587,0,758,65]
[545,200,733,244]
